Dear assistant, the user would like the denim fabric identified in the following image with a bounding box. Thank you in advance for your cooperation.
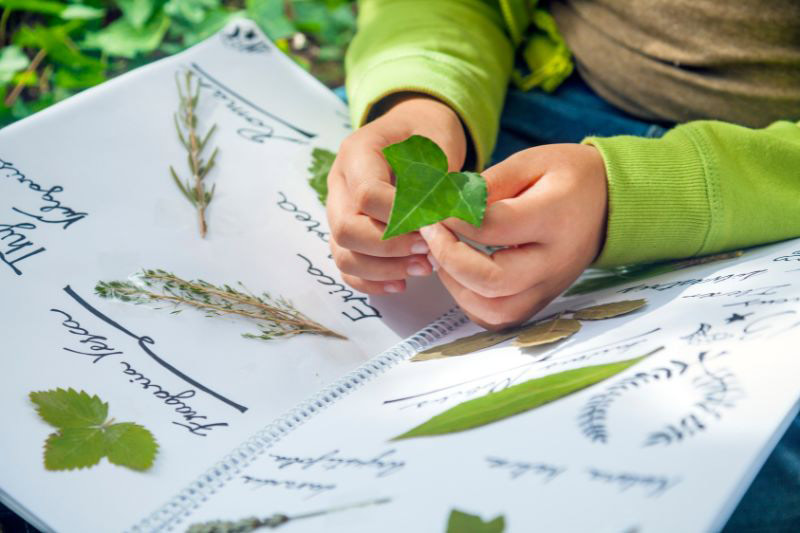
[335,74,800,532]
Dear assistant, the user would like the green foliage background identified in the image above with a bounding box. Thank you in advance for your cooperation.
[0,0,356,127]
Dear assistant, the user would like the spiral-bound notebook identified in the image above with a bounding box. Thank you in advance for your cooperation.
[3,20,800,533]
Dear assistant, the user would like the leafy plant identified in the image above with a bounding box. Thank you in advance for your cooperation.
[307,146,335,204]
[30,388,158,471]
[447,510,505,533]
[382,135,487,239]
[170,69,218,238]
[0,0,357,127]
[394,354,652,440]
[411,299,646,362]
[95,268,346,340]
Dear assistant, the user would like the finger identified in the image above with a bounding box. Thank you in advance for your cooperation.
[331,240,432,281]
[421,223,550,298]
[328,173,428,257]
[436,269,548,331]
[340,135,396,222]
[342,273,406,295]
[483,148,547,203]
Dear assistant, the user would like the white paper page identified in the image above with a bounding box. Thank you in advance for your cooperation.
[0,21,454,533]
[181,239,800,533]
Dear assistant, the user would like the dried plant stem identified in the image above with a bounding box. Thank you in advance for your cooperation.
[171,70,218,238]
[4,48,46,108]
[96,269,346,341]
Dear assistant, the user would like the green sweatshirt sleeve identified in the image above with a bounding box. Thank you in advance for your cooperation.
[345,0,515,170]
[584,120,800,268]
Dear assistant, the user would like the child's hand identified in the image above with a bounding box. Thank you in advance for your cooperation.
[326,94,467,294]
[420,144,608,330]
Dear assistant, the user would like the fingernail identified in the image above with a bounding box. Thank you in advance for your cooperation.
[410,240,429,255]
[419,224,437,241]
[384,282,403,293]
[427,253,439,272]
[407,262,428,277]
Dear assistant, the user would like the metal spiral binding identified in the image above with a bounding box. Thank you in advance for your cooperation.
[129,307,468,532]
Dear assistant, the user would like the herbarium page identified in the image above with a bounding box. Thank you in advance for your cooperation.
[0,22,455,533]
[177,239,800,533]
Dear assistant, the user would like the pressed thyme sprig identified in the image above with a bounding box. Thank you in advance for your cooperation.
[95,269,346,341]
[170,70,218,238]
[186,498,391,533]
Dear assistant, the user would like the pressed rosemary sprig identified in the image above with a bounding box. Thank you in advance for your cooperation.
[185,498,391,533]
[170,70,218,238]
[95,269,346,341]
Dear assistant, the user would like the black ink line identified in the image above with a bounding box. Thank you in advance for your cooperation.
[190,62,317,140]
[63,285,248,413]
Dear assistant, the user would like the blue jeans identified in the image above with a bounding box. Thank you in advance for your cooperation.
[336,74,800,531]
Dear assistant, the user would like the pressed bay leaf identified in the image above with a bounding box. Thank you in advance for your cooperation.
[393,355,647,440]
[572,299,647,320]
[513,318,581,348]
[412,328,522,362]
[382,135,487,239]
[447,509,506,533]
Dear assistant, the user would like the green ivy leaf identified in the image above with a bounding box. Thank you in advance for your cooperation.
[446,510,505,533]
[30,388,158,471]
[117,0,159,29]
[0,45,30,85]
[393,355,648,440]
[307,147,335,205]
[381,135,487,240]
[82,12,170,59]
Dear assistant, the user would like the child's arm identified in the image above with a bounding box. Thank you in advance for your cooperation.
[327,0,516,295]
[421,120,800,330]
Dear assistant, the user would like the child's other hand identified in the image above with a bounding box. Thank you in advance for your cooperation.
[420,144,608,330]
[326,94,467,294]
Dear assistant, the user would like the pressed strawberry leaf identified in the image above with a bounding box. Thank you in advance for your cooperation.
[382,135,487,239]
[30,388,158,471]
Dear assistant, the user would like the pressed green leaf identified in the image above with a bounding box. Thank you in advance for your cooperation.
[393,355,647,439]
[572,299,647,320]
[31,388,158,471]
[447,510,505,533]
[30,388,108,428]
[117,0,158,29]
[513,318,581,348]
[381,135,487,240]
[82,12,170,59]
[44,427,106,470]
[0,46,30,85]
[412,328,522,362]
[105,422,159,471]
[307,147,335,205]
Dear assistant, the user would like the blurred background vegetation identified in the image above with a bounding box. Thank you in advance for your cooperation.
[0,0,357,127]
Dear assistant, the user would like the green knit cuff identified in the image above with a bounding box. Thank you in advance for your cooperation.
[583,129,714,267]
[346,52,501,171]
